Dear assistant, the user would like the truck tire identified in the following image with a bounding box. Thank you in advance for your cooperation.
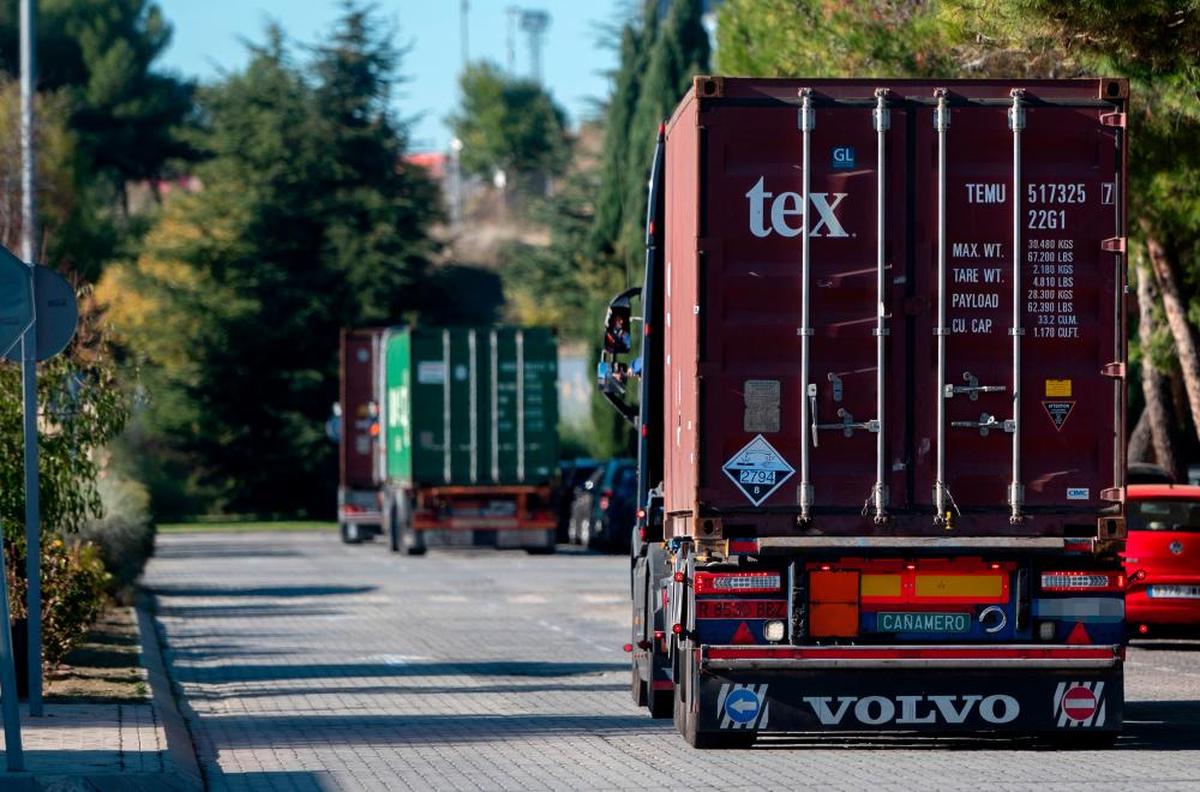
[631,663,647,707]
[339,522,363,545]
[396,494,426,556]
[385,495,400,553]
[643,566,673,719]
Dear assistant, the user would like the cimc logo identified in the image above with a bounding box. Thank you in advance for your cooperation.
[745,177,850,238]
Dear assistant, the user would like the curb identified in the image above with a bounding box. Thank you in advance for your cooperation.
[135,594,205,791]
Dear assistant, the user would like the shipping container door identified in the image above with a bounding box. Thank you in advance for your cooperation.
[492,329,521,484]
[911,96,1122,515]
[339,329,383,490]
[701,96,911,513]
[521,328,559,482]
[409,328,451,484]
[383,328,413,485]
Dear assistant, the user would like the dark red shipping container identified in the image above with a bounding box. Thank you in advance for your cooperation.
[339,328,385,491]
[663,77,1128,539]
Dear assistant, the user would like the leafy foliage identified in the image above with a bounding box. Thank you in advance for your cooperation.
[449,61,570,184]
[0,289,131,542]
[0,0,195,203]
[5,536,109,668]
[99,6,441,517]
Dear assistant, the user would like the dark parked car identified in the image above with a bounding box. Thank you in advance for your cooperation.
[569,459,637,551]
[554,458,600,543]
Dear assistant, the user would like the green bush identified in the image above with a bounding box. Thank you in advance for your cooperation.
[78,473,155,599]
[5,537,110,668]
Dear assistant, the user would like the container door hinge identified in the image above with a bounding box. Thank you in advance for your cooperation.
[1100,487,1124,503]
[1101,361,1126,379]
[1101,237,1126,253]
[1100,111,1126,128]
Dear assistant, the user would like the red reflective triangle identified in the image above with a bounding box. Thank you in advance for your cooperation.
[1065,622,1091,645]
[731,621,756,645]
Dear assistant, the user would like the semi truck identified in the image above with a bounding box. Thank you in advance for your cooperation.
[601,77,1129,747]
[338,326,559,553]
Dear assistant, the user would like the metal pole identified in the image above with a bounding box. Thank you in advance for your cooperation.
[19,0,43,717]
[0,527,25,770]
[933,89,950,525]
[797,89,814,523]
[1008,90,1026,523]
[460,0,469,67]
[872,89,890,523]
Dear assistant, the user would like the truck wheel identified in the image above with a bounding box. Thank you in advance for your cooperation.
[340,522,362,545]
[647,679,673,719]
[631,663,647,707]
[397,497,426,556]
[386,496,400,553]
[644,572,673,719]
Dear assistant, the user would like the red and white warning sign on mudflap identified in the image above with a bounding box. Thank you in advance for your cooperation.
[1055,682,1105,727]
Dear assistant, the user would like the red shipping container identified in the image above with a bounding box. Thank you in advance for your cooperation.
[663,77,1127,539]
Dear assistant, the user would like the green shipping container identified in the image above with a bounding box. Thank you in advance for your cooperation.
[382,327,558,487]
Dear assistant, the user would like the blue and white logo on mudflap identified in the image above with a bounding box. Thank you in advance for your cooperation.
[719,683,769,729]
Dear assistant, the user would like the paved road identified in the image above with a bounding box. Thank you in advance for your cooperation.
[145,531,1200,791]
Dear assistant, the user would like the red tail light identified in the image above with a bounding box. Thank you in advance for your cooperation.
[1040,571,1124,592]
[693,571,782,594]
[599,489,613,511]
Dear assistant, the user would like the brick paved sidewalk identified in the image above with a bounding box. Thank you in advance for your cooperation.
[0,606,201,791]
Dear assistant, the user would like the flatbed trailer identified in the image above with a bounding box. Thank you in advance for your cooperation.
[603,76,1129,748]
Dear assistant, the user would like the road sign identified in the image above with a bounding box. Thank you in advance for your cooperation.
[1061,685,1098,722]
[3,264,77,362]
[722,434,795,506]
[0,247,32,357]
[724,687,762,724]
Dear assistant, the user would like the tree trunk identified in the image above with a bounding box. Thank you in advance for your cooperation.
[1136,263,1182,478]
[1128,407,1151,464]
[1144,231,1200,444]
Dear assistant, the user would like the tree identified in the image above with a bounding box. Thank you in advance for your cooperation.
[0,0,196,213]
[99,7,441,517]
[449,61,570,190]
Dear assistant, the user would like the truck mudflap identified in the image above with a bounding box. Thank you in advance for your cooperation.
[695,645,1123,735]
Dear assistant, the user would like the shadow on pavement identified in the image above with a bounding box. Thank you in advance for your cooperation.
[195,713,668,748]
[170,660,628,684]
[153,545,303,560]
[157,603,341,620]
[207,769,337,791]
[154,584,376,598]
[190,680,629,701]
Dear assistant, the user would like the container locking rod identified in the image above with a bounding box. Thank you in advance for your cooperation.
[798,88,815,522]
[933,89,951,524]
[1008,89,1026,523]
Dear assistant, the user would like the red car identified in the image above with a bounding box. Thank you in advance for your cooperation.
[1125,484,1200,636]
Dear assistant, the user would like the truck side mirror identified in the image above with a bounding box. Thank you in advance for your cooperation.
[603,287,641,355]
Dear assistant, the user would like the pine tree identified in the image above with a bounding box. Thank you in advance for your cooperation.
[100,6,442,517]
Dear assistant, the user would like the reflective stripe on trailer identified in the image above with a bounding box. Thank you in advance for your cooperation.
[703,644,1120,670]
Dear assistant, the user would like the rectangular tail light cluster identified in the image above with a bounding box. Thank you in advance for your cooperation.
[1040,571,1124,592]
[693,571,781,594]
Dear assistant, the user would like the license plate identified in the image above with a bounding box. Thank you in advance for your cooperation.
[877,612,972,633]
[1148,585,1200,599]
[695,600,787,620]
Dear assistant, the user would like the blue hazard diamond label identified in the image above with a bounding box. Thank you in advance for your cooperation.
[722,434,795,506]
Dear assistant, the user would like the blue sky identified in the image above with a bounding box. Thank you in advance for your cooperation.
[157,1,627,151]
